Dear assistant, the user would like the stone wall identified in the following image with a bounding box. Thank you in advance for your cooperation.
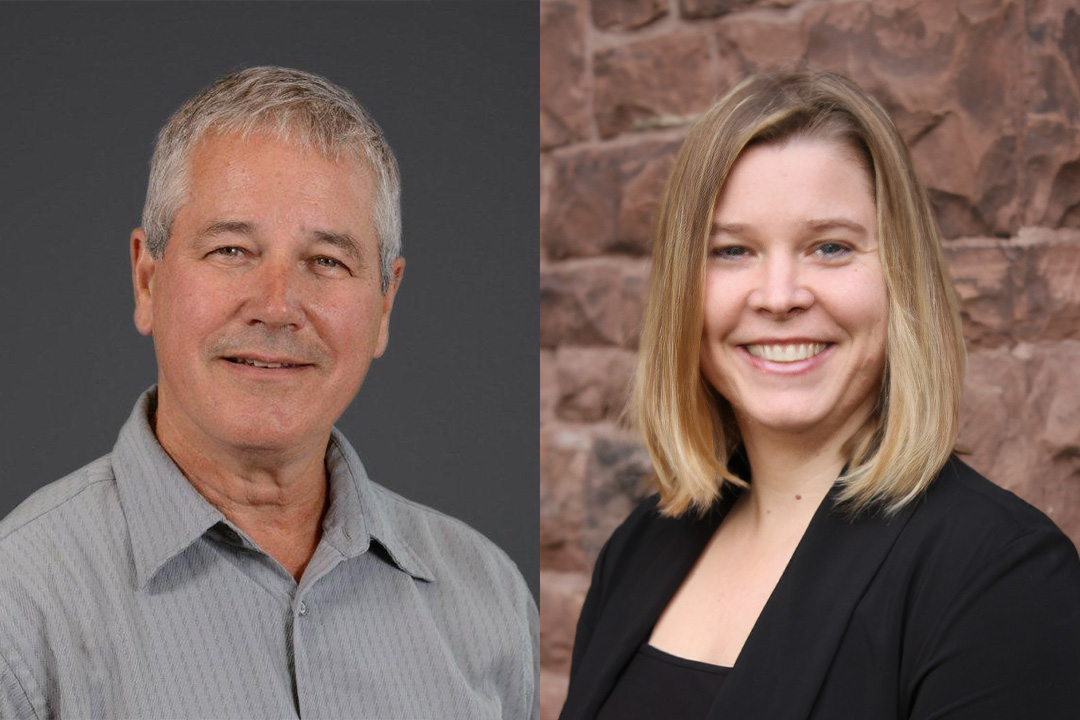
[539,0,1080,716]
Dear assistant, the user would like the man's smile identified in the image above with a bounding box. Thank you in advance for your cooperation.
[222,354,313,369]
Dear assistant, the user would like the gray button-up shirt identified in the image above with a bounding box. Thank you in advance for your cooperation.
[0,392,537,719]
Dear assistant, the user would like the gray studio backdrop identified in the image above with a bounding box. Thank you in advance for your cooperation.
[0,2,538,596]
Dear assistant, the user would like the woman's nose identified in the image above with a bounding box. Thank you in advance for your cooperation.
[748,256,815,317]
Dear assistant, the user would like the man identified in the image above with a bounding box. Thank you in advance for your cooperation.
[0,67,536,719]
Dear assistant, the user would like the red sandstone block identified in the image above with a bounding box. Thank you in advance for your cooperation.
[1017,230,1080,341]
[797,1,1028,237]
[582,423,654,563]
[716,12,808,76]
[542,149,621,261]
[593,32,715,138]
[543,141,681,261]
[946,231,1080,348]
[554,346,638,423]
[960,341,1080,547]
[540,425,590,572]
[946,241,1020,349]
[539,569,591,672]
[680,0,755,20]
[541,261,624,349]
[1022,116,1080,229]
[541,0,589,150]
[592,0,667,31]
[615,141,682,254]
[540,258,650,349]
[620,260,651,350]
[541,349,558,422]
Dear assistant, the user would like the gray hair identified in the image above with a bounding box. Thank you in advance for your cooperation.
[142,66,402,292]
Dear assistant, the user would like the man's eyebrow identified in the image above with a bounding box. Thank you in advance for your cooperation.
[311,230,365,264]
[196,220,256,239]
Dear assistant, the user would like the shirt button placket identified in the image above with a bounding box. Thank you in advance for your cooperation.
[292,596,312,718]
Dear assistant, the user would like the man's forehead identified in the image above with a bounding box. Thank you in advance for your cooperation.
[188,127,372,184]
[184,131,375,206]
[164,131,379,252]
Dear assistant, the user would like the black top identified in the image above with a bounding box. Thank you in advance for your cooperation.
[559,456,1080,720]
[596,644,731,720]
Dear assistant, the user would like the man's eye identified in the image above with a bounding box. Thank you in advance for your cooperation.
[211,246,246,259]
[312,256,350,272]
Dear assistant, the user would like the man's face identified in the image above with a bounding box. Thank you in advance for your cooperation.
[131,131,403,457]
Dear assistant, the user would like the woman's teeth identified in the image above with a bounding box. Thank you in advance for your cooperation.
[745,343,827,363]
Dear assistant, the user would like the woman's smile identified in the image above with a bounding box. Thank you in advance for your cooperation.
[743,342,829,363]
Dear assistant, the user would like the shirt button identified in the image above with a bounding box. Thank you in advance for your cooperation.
[298,601,307,617]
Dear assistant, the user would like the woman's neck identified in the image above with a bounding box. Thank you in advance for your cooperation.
[736,425,848,528]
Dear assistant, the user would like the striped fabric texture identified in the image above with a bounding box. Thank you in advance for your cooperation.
[0,391,537,719]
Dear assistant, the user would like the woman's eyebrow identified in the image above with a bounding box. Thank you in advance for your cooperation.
[710,217,868,236]
[710,222,752,238]
[804,217,869,234]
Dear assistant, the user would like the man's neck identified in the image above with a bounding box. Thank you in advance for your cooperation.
[152,406,329,582]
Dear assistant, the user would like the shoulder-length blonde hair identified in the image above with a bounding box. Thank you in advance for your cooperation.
[629,69,965,518]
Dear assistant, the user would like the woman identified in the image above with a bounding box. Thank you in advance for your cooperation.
[558,70,1080,719]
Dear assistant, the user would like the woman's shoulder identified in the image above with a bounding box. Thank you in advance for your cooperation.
[883,456,1080,713]
[909,455,1075,550]
[890,454,1080,616]
[603,492,722,554]
[590,492,726,594]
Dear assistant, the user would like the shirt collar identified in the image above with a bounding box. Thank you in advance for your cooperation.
[112,389,432,589]
[112,390,225,589]
[321,428,433,582]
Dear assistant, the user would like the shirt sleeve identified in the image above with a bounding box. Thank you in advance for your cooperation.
[527,590,539,720]
[907,526,1080,719]
[0,648,40,720]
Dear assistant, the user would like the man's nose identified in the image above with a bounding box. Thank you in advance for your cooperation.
[748,256,814,317]
[245,257,305,330]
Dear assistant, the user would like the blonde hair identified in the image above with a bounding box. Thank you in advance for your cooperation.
[629,70,965,517]
[143,66,401,292]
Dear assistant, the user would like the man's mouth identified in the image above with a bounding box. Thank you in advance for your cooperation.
[224,357,307,369]
[744,343,829,363]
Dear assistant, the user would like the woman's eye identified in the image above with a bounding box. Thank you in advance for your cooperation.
[814,242,850,258]
[711,245,749,260]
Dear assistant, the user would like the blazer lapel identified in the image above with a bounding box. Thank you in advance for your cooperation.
[708,489,919,719]
[563,495,735,719]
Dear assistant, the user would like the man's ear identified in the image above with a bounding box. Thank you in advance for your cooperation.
[374,257,405,359]
[131,229,157,336]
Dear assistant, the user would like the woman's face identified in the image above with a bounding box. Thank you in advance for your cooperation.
[700,137,888,443]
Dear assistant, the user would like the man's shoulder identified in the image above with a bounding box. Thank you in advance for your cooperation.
[0,454,120,548]
[367,480,526,588]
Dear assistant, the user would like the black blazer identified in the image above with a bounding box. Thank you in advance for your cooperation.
[559,456,1080,719]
